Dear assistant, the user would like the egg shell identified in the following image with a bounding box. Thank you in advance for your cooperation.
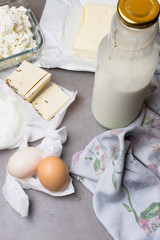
[37,156,70,192]
[7,147,43,179]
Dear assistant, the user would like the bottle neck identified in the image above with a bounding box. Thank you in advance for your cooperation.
[110,13,159,52]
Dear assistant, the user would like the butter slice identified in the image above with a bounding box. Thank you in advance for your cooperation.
[74,3,116,58]
[6,60,51,102]
[32,83,70,121]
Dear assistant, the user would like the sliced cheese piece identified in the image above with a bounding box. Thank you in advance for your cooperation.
[6,60,51,102]
[74,3,116,58]
[32,83,70,121]
[24,74,50,102]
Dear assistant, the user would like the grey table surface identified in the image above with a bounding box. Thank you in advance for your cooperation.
[0,1,113,240]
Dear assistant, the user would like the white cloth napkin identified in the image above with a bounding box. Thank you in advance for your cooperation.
[2,127,75,217]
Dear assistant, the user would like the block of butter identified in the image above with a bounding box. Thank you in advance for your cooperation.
[74,3,116,58]
[6,60,51,102]
[32,83,70,121]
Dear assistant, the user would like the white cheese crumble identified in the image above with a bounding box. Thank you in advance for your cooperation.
[0,5,37,58]
[0,94,25,147]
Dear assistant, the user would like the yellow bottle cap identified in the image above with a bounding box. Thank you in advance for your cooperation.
[117,0,160,28]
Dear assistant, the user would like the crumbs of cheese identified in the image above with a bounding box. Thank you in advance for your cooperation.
[74,3,116,58]
[32,83,70,121]
[0,5,36,59]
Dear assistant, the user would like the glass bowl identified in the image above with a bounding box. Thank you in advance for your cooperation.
[0,0,45,70]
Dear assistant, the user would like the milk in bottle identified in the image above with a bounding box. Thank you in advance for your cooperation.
[91,0,160,129]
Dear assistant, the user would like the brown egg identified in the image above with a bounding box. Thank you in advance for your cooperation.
[37,156,70,192]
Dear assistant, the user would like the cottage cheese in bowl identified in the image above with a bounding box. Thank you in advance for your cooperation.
[0,91,26,150]
[0,5,36,59]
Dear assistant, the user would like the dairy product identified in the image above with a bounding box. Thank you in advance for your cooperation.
[6,61,51,102]
[6,60,70,121]
[32,83,70,121]
[0,92,25,148]
[0,5,36,59]
[91,14,159,129]
[74,3,116,58]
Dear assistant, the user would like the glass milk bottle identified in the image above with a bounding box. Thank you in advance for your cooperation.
[91,0,160,129]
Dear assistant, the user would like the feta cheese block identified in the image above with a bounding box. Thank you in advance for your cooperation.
[74,3,116,58]
[6,60,51,102]
[32,83,70,121]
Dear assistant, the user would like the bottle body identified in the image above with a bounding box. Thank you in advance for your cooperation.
[91,14,159,129]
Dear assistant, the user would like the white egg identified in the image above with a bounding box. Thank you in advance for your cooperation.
[7,147,43,179]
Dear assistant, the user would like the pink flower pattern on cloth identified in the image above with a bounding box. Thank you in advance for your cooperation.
[72,151,83,166]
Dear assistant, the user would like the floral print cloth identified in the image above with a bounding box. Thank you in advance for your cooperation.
[70,76,160,240]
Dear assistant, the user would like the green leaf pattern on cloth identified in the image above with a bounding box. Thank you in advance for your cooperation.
[72,174,85,184]
[122,203,132,212]
[85,146,107,176]
[123,185,160,236]
[94,159,100,172]
[111,144,120,190]
[141,202,160,220]
[112,171,117,191]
